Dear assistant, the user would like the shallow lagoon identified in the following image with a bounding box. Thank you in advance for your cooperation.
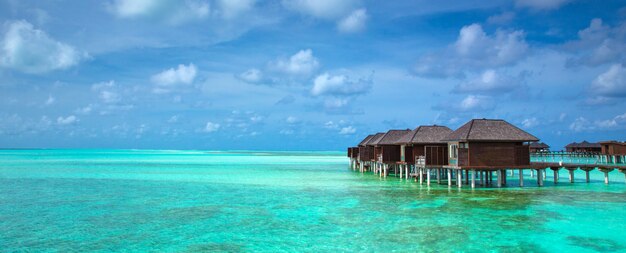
[1,150,625,252]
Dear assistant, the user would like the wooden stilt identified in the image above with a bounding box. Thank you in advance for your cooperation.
[448,169,452,187]
[479,171,484,186]
[553,169,559,184]
[419,168,423,185]
[426,168,431,186]
[519,169,524,187]
[405,165,409,180]
[585,170,590,183]
[530,169,534,178]
[497,170,502,188]
[471,169,476,188]
[568,169,574,183]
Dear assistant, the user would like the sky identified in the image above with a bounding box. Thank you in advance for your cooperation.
[0,0,625,151]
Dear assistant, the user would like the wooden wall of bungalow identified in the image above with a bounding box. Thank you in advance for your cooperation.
[347,147,359,159]
[367,133,386,161]
[359,133,384,161]
[600,141,626,155]
[565,141,601,153]
[373,129,412,164]
[396,125,452,166]
[444,119,538,167]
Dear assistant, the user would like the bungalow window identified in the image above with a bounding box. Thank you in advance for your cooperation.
[450,144,458,159]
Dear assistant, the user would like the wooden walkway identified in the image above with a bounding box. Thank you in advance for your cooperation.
[348,158,626,188]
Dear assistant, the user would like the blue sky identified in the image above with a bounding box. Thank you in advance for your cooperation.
[1,0,625,150]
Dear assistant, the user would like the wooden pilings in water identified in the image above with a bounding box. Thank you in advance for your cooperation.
[351,161,626,187]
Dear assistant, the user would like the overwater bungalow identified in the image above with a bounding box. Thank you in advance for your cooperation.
[395,125,452,166]
[442,119,539,187]
[529,142,550,153]
[357,133,384,172]
[372,129,412,177]
[565,141,601,153]
[356,134,375,172]
[599,141,626,155]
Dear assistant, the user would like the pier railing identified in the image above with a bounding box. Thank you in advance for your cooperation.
[531,151,625,165]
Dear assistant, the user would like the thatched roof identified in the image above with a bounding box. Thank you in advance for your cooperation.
[598,140,626,146]
[377,129,412,145]
[365,132,385,146]
[565,141,600,148]
[358,134,375,146]
[396,125,453,144]
[443,119,539,142]
[530,142,550,148]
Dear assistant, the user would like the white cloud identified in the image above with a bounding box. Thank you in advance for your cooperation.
[109,0,210,24]
[286,116,298,124]
[237,68,265,84]
[590,64,626,97]
[100,91,121,104]
[337,8,367,33]
[44,95,55,106]
[75,104,93,115]
[521,117,539,128]
[272,49,319,76]
[460,95,488,111]
[0,20,86,74]
[324,121,338,129]
[455,24,527,65]
[167,115,179,123]
[516,0,570,10]
[569,117,590,132]
[339,126,356,135]
[487,12,515,25]
[92,81,121,104]
[151,63,197,86]
[282,0,359,20]
[203,121,220,132]
[455,69,523,94]
[435,95,494,113]
[311,73,371,96]
[57,115,78,125]
[323,97,349,109]
[415,23,528,78]
[565,19,626,67]
[217,0,256,19]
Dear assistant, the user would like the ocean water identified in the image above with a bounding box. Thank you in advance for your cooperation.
[1,150,625,252]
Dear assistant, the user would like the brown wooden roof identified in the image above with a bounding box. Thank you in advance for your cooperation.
[565,141,601,148]
[358,134,375,146]
[598,140,626,146]
[377,129,412,145]
[443,119,539,142]
[530,142,550,148]
[396,125,453,144]
[365,132,385,146]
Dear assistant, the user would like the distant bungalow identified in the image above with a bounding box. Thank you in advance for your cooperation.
[372,129,412,177]
[395,125,452,166]
[599,140,626,155]
[565,141,601,153]
[529,142,550,153]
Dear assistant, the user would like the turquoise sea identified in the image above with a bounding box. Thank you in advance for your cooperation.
[1,150,625,252]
